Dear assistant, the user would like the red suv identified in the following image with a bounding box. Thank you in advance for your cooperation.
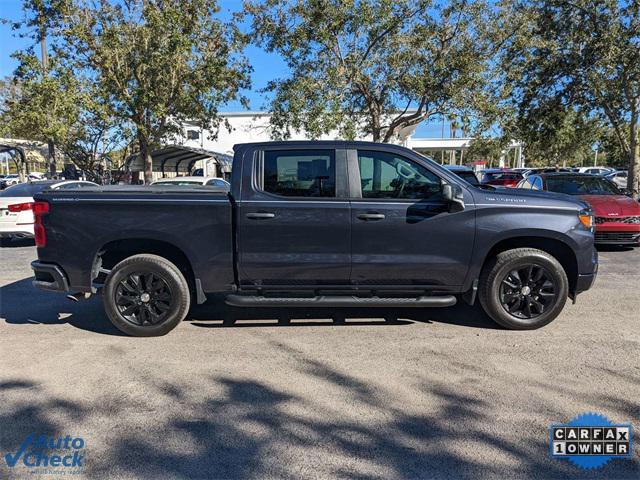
[517,173,640,246]
[480,169,524,188]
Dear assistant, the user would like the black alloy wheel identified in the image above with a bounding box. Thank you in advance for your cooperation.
[115,272,173,326]
[103,254,191,336]
[499,264,557,319]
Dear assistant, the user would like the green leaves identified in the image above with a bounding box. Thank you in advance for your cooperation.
[498,0,640,193]
[2,0,250,183]
[244,0,493,142]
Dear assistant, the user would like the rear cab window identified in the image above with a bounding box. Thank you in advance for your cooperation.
[262,150,336,198]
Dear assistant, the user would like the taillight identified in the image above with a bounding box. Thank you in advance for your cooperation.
[8,202,34,212]
[33,201,50,247]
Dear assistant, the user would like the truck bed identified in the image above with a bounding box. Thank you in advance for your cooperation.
[34,186,234,293]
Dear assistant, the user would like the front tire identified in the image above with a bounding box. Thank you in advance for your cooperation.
[103,254,190,336]
[479,248,568,330]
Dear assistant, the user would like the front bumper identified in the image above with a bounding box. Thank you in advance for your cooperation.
[574,247,598,295]
[31,261,70,292]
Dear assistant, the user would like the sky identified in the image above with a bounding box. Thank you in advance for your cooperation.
[0,0,447,137]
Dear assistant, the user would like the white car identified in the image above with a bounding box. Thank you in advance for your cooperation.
[605,170,628,189]
[0,180,97,238]
[3,174,21,187]
[577,166,614,175]
[151,176,230,188]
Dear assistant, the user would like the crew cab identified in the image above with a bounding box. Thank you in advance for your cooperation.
[31,141,598,336]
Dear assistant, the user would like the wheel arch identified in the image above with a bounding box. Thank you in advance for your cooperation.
[94,238,196,295]
[480,236,579,293]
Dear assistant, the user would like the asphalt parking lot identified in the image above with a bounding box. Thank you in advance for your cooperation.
[0,241,638,479]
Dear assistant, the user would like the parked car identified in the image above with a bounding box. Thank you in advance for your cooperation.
[3,174,21,187]
[480,169,524,187]
[30,141,598,336]
[605,170,628,189]
[578,167,614,175]
[443,165,480,186]
[151,176,230,188]
[0,180,98,239]
[516,172,640,246]
[28,172,46,181]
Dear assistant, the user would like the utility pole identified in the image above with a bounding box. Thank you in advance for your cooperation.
[40,19,56,178]
[593,147,598,167]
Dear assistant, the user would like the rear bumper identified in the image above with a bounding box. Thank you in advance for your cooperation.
[31,261,70,292]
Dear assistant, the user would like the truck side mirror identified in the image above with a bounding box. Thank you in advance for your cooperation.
[443,183,465,212]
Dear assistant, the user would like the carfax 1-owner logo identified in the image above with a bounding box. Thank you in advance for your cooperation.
[550,413,633,469]
[4,433,86,475]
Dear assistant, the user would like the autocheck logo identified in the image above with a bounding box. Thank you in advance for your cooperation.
[4,433,86,473]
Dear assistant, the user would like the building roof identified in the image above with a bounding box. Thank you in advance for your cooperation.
[125,145,233,173]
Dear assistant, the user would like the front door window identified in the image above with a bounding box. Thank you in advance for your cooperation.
[357,150,443,200]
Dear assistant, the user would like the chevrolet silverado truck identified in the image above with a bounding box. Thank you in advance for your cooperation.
[30,141,598,336]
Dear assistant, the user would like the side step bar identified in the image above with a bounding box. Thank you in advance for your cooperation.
[225,295,457,308]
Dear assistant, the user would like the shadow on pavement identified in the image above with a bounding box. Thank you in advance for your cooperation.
[1,276,500,336]
[189,297,500,330]
[0,277,125,336]
[1,346,637,479]
[595,244,637,253]
[0,237,35,248]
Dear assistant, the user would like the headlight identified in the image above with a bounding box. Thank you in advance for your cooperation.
[578,209,595,232]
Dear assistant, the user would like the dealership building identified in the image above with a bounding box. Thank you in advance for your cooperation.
[125,111,524,179]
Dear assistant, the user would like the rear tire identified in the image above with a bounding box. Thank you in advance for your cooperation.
[103,254,190,336]
[479,248,568,330]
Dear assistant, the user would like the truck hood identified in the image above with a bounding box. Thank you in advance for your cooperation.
[578,194,640,216]
[472,186,588,211]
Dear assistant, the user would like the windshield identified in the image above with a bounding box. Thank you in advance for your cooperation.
[0,183,50,197]
[545,176,620,195]
[454,171,480,186]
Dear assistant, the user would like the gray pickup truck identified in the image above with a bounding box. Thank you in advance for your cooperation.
[30,141,598,336]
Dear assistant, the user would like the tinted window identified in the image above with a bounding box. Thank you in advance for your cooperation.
[0,183,51,197]
[206,179,229,187]
[358,150,442,200]
[263,150,335,197]
[454,171,479,186]
[545,176,620,195]
[483,172,524,181]
[55,182,82,190]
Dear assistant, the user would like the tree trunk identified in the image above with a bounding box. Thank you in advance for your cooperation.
[140,137,153,185]
[628,118,639,200]
[47,139,56,177]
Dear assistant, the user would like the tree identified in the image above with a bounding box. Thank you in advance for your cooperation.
[499,0,640,198]
[514,100,604,167]
[244,0,492,143]
[61,0,250,184]
[0,51,83,172]
[4,0,74,174]
[57,90,132,183]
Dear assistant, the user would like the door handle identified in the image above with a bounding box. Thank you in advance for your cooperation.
[246,212,275,220]
[357,213,385,221]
